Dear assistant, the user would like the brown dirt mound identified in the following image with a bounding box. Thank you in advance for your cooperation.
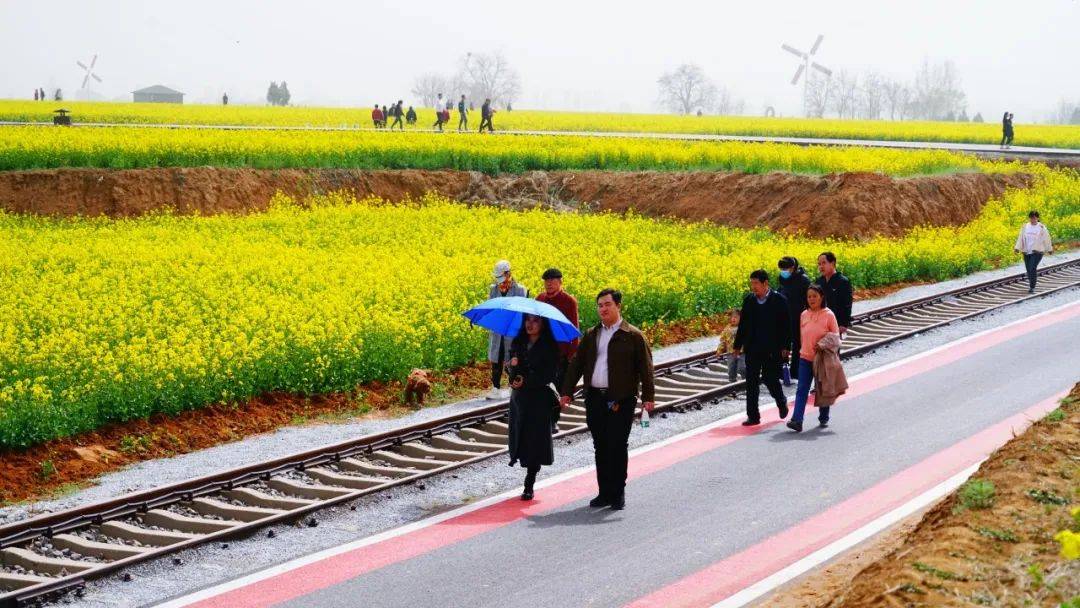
[0,168,1032,238]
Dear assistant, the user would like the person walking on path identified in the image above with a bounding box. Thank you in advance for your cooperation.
[371,104,384,128]
[560,289,655,511]
[786,285,841,432]
[487,261,529,399]
[479,98,495,133]
[389,100,405,130]
[33,89,39,101]
[222,92,229,106]
[506,314,559,500]
[433,93,446,131]
[1000,112,1014,149]
[405,106,417,125]
[715,309,744,383]
[1014,210,1053,294]
[814,252,853,338]
[778,256,810,375]
[733,270,791,426]
[457,95,469,131]
[536,268,578,433]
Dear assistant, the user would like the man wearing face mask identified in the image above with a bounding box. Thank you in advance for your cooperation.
[778,257,811,372]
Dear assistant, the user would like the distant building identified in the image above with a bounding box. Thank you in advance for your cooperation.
[132,85,184,104]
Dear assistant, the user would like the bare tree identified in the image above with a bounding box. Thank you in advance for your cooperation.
[857,72,885,120]
[803,72,832,118]
[411,73,451,107]
[1049,99,1080,125]
[714,85,746,116]
[657,64,718,115]
[882,78,912,121]
[910,59,966,121]
[456,51,521,108]
[830,70,859,119]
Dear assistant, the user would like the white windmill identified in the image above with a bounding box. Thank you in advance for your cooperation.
[781,35,832,116]
[76,54,103,99]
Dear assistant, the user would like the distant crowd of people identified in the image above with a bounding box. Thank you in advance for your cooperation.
[31,88,61,101]
[487,211,1053,507]
[371,94,499,133]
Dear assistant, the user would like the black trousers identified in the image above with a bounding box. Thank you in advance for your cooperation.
[458,113,468,130]
[479,116,494,132]
[745,351,787,422]
[584,389,636,500]
[1023,252,1043,290]
[390,116,403,130]
[491,343,507,388]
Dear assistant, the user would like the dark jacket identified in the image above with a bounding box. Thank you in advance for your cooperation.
[733,290,791,355]
[814,272,853,329]
[778,268,811,332]
[561,320,655,403]
[507,337,557,468]
[481,102,492,119]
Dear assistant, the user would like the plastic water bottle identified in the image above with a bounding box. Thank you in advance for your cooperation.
[640,408,650,429]
[781,363,792,386]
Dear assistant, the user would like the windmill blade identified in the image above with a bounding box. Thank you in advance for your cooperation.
[82,74,90,89]
[811,62,832,77]
[781,44,806,59]
[77,60,89,70]
[809,34,824,56]
[791,64,806,85]
[89,54,97,69]
[91,73,103,83]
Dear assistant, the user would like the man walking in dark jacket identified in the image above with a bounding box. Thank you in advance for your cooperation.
[457,95,468,132]
[778,256,810,372]
[560,289,654,510]
[733,270,791,426]
[537,268,578,433]
[814,251,853,336]
[479,98,495,133]
[389,100,405,130]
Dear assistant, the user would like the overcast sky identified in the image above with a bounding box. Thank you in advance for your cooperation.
[1,0,1077,120]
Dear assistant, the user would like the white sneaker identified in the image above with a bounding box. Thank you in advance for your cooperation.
[485,388,501,400]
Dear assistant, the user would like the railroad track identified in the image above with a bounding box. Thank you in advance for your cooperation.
[2,259,1078,607]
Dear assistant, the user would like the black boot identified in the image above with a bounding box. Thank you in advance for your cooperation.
[522,468,538,501]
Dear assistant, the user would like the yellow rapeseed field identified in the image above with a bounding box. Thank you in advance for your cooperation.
[1,165,1076,449]
[0,125,998,176]
[1,100,1078,149]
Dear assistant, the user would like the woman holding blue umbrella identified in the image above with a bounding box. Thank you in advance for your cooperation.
[506,314,559,500]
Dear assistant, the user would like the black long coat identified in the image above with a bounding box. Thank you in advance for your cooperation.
[507,338,557,468]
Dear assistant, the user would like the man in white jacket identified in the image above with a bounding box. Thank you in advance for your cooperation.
[1014,210,1053,293]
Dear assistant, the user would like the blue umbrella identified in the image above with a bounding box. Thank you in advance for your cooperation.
[463,296,582,342]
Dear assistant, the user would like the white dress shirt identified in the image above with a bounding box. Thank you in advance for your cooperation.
[590,317,622,389]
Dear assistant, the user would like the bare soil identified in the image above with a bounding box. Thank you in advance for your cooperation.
[0,168,1033,239]
[767,383,1080,608]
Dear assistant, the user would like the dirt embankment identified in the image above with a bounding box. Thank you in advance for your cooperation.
[0,168,1032,239]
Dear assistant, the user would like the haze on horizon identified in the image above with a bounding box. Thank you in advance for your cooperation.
[1,0,1077,121]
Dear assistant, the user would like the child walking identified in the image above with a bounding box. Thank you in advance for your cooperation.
[716,309,744,383]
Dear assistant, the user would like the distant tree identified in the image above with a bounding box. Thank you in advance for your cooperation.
[1071,107,1080,125]
[267,82,279,106]
[881,79,912,120]
[958,109,969,122]
[945,110,957,122]
[411,73,452,107]
[910,59,966,121]
[657,64,717,115]
[279,82,291,106]
[714,85,746,116]
[830,70,859,119]
[856,71,885,120]
[456,51,521,108]
[803,72,832,118]
[972,112,984,123]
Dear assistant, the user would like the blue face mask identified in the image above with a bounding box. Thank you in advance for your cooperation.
[779,270,792,280]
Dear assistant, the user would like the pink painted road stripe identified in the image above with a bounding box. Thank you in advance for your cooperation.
[184,302,1080,608]
[623,391,1067,608]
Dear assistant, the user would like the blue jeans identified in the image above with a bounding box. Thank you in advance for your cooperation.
[791,358,830,423]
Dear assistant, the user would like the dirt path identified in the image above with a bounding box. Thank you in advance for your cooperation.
[0,168,1032,239]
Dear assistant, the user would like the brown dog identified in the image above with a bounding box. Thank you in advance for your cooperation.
[404,368,432,406]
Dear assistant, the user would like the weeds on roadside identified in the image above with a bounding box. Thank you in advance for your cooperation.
[955,479,996,512]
